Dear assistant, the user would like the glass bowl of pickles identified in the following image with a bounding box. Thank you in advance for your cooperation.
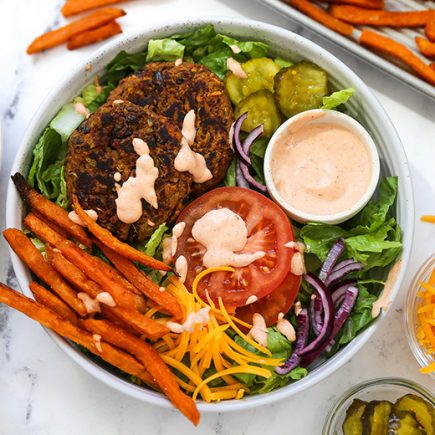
[322,377,434,434]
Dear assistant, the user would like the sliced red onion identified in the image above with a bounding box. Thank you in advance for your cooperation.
[318,239,346,283]
[233,113,251,165]
[242,124,264,155]
[331,280,357,307]
[300,285,359,367]
[331,259,356,273]
[297,273,334,357]
[310,296,323,336]
[275,308,309,375]
[236,161,249,188]
[325,261,364,287]
[239,160,267,193]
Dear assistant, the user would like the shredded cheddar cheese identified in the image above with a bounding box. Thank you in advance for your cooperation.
[416,267,435,374]
[145,268,284,402]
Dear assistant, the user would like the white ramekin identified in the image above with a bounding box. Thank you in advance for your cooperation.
[264,109,380,225]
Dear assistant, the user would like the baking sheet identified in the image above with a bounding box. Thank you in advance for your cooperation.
[257,0,435,100]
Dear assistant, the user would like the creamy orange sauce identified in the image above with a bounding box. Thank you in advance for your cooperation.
[271,113,372,216]
[113,172,121,182]
[191,208,265,268]
[245,295,258,305]
[230,44,241,54]
[96,292,116,307]
[175,255,188,283]
[93,334,103,353]
[227,57,247,79]
[115,138,159,224]
[77,292,100,314]
[248,313,268,347]
[291,252,306,276]
[162,237,173,265]
[166,306,210,333]
[174,110,212,183]
[294,301,302,316]
[171,222,186,256]
[68,209,98,227]
[174,58,183,66]
[372,259,402,317]
[74,102,90,118]
[113,99,124,105]
[277,312,296,342]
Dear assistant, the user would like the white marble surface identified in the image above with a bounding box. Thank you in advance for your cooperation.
[1,1,435,434]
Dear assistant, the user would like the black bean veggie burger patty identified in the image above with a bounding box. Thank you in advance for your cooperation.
[107,61,234,194]
[66,100,192,242]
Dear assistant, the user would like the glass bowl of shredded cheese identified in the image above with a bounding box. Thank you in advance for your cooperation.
[405,253,435,377]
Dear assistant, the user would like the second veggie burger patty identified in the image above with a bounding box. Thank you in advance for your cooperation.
[107,61,234,194]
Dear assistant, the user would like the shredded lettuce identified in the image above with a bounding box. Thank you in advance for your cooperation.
[146,39,185,62]
[50,103,85,142]
[321,88,355,110]
[142,223,169,257]
[214,34,269,59]
[102,50,147,85]
[300,177,401,271]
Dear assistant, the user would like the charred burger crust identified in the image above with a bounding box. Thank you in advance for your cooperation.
[66,101,192,242]
[107,62,234,194]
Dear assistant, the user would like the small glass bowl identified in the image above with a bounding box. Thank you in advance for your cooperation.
[405,253,435,377]
[322,377,434,435]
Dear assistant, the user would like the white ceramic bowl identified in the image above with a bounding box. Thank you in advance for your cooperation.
[264,109,380,225]
[6,17,414,413]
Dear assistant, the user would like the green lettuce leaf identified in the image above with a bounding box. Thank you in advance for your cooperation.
[274,56,293,69]
[214,34,268,59]
[252,367,308,394]
[321,88,354,110]
[300,177,402,270]
[170,24,217,54]
[49,103,85,142]
[142,223,169,257]
[224,157,237,187]
[103,50,147,85]
[146,39,185,62]
[27,128,67,203]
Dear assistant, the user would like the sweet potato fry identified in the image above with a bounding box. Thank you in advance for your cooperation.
[330,5,435,27]
[416,36,435,58]
[12,173,92,247]
[97,242,183,320]
[0,283,157,389]
[324,0,383,9]
[46,245,168,340]
[72,196,170,271]
[24,213,142,314]
[67,20,122,50]
[62,0,128,17]
[81,318,200,426]
[3,228,87,317]
[426,21,435,42]
[29,281,78,324]
[360,29,435,85]
[431,63,435,72]
[286,0,355,36]
[27,7,126,54]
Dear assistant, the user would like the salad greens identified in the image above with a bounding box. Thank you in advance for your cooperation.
[321,88,355,110]
[232,328,307,393]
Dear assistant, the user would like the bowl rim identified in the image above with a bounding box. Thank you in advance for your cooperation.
[405,252,435,378]
[5,16,415,413]
[263,108,381,224]
[322,376,435,435]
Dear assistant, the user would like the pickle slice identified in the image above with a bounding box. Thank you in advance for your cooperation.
[274,61,329,118]
[343,399,367,435]
[394,394,435,435]
[389,411,426,435]
[225,57,281,105]
[362,400,393,435]
[235,89,282,137]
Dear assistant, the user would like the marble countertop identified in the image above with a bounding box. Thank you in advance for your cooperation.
[1,1,435,434]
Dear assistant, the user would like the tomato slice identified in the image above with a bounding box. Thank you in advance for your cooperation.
[235,272,302,327]
[174,187,295,307]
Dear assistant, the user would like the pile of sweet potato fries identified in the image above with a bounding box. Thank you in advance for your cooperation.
[27,0,130,54]
[1,173,200,425]
[284,0,435,86]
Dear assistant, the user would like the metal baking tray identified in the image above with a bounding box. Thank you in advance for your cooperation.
[257,0,435,100]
